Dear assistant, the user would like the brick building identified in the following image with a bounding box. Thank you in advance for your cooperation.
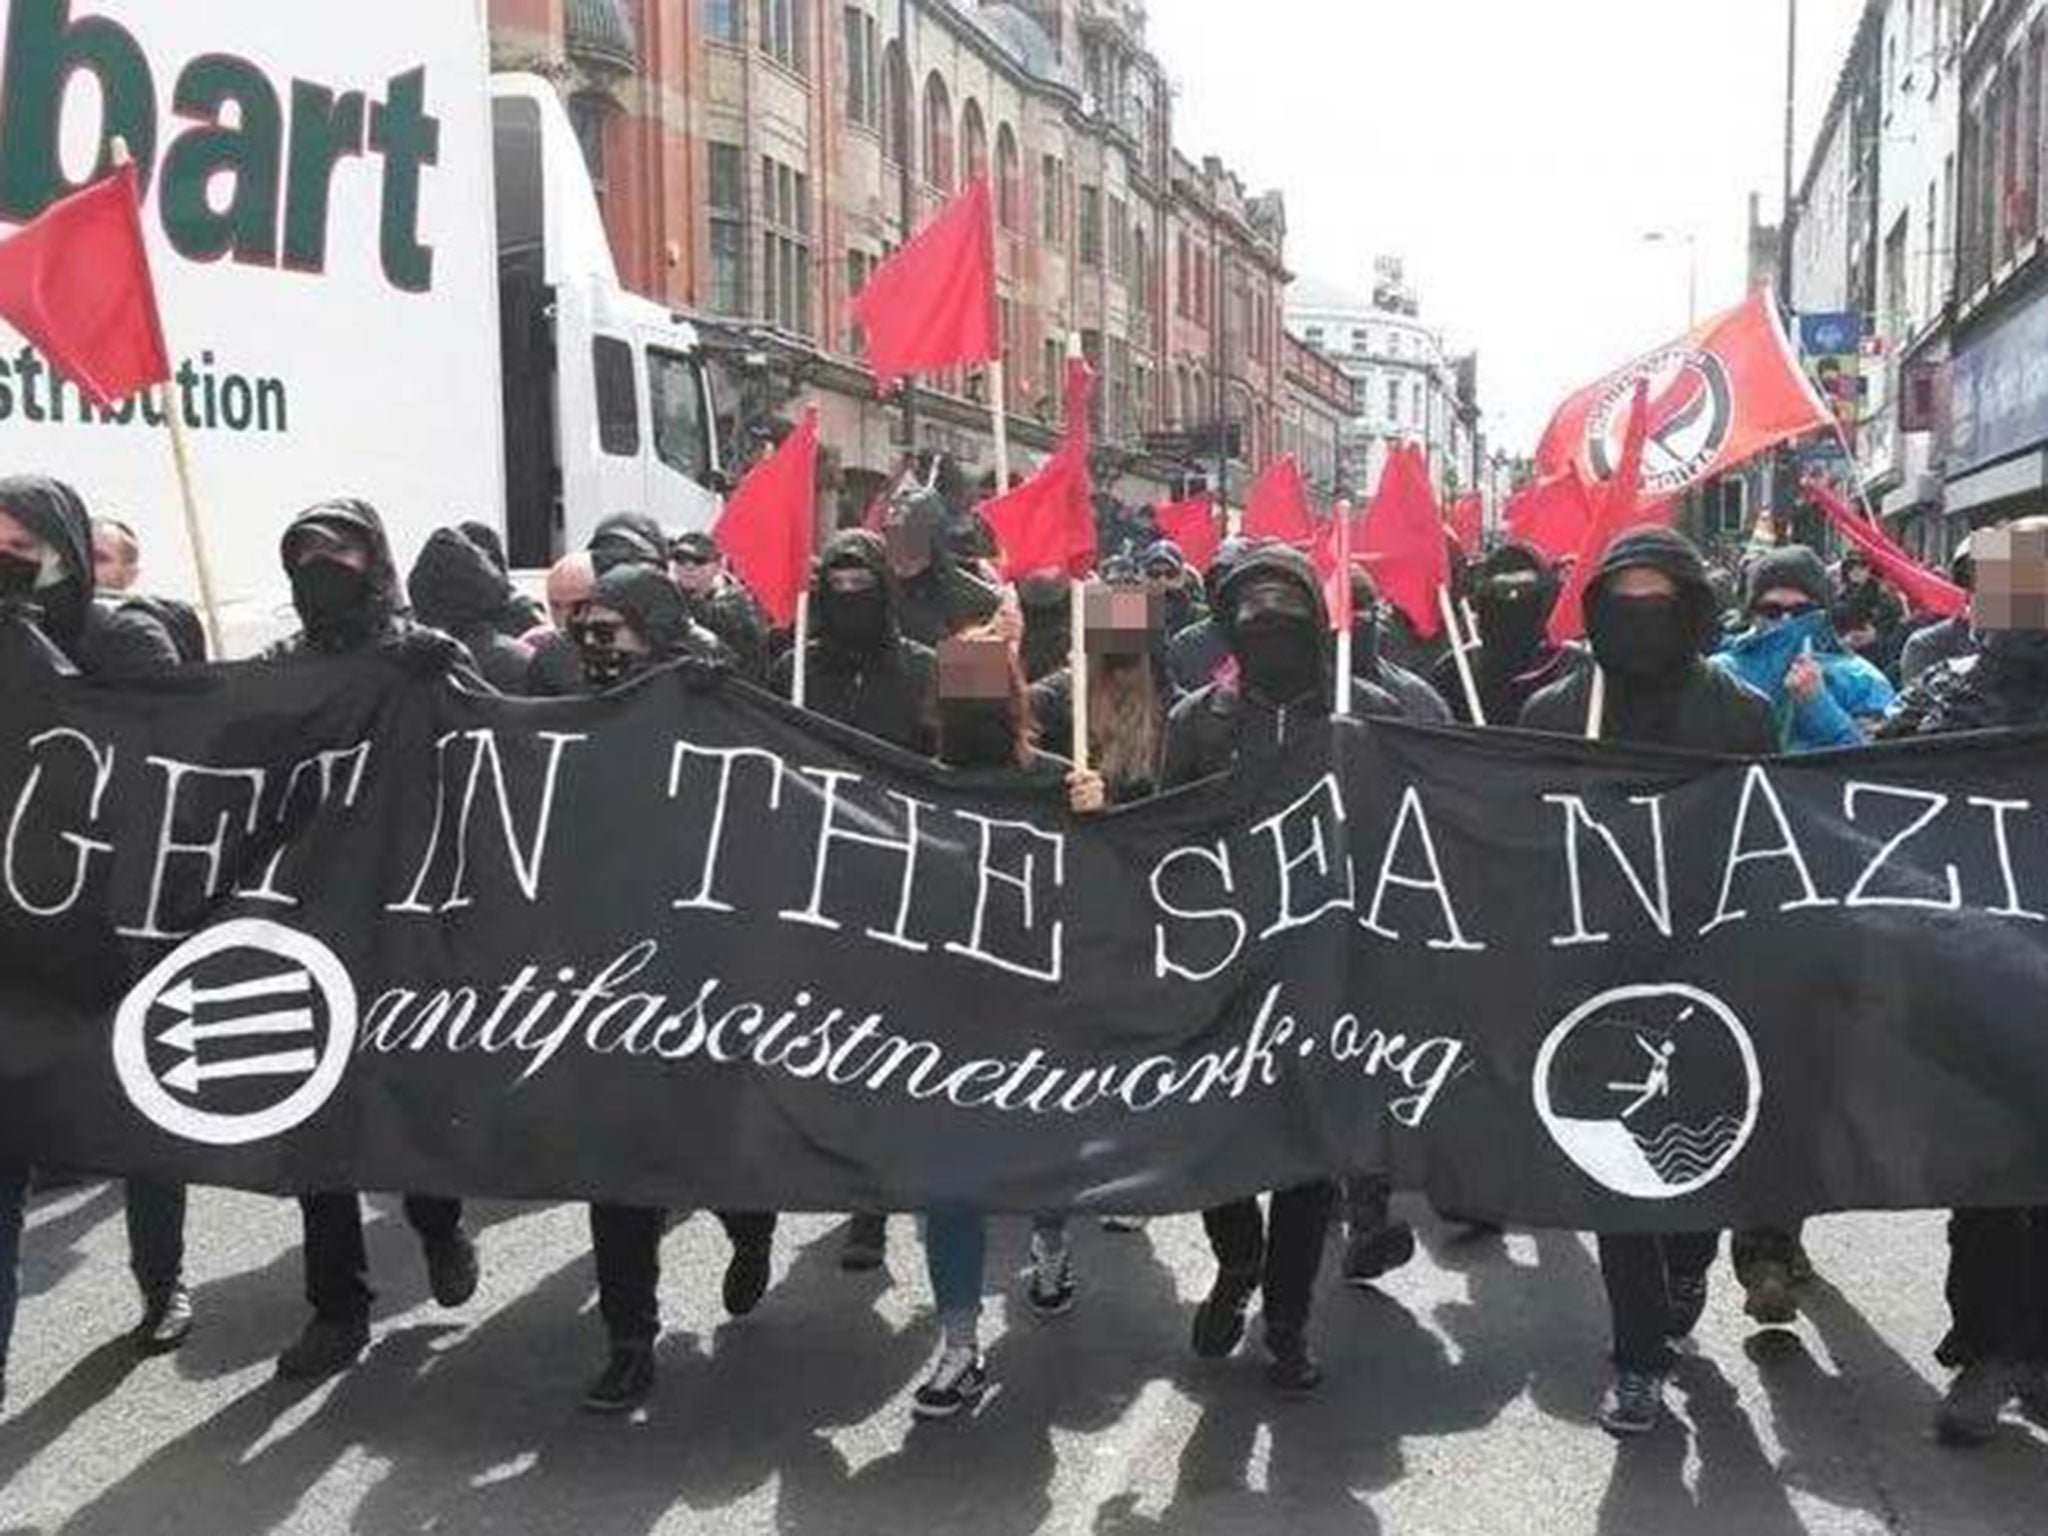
[488,0,1293,517]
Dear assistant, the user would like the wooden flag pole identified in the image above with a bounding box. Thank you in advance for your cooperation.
[1460,596,1482,654]
[1332,500,1354,717]
[1439,586,1486,726]
[986,187,1011,493]
[1070,577,1091,772]
[792,589,811,710]
[1585,663,1607,740]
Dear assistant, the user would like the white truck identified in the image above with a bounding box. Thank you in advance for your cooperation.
[0,0,725,654]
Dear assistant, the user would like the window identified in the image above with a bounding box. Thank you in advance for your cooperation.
[1304,325,1323,348]
[1131,226,1148,316]
[961,100,988,186]
[1040,154,1065,245]
[1078,185,1101,267]
[706,0,742,44]
[1412,380,1423,423]
[594,336,639,457]
[1385,377,1399,423]
[881,42,908,164]
[1042,339,1062,417]
[843,7,879,129]
[759,0,808,74]
[761,155,812,335]
[923,74,953,191]
[707,142,747,316]
[1175,230,1190,315]
[995,126,1020,230]
[846,247,878,349]
[1351,327,1369,354]
[648,349,708,479]
[1107,194,1127,280]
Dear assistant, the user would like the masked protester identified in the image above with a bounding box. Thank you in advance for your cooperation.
[912,626,1075,1421]
[1899,542,1978,687]
[526,552,598,697]
[587,511,671,576]
[0,477,191,1406]
[1520,525,1774,1439]
[452,518,546,635]
[1872,517,2048,1445]
[263,498,483,1382]
[1348,569,1452,723]
[1433,543,1575,726]
[1167,536,1252,693]
[1159,546,1397,1396]
[408,528,536,693]
[883,485,1002,645]
[1711,546,1894,753]
[669,532,772,684]
[1140,539,1205,638]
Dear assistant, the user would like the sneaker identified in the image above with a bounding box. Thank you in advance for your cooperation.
[1191,1269,1258,1359]
[840,1213,887,1273]
[723,1235,772,1317]
[1026,1241,1076,1318]
[1741,1260,1798,1327]
[276,1315,370,1380]
[1598,1368,1667,1437]
[582,1344,656,1414]
[1265,1333,1323,1395]
[133,1285,194,1355]
[912,1346,989,1420]
[1342,1220,1416,1286]
[1665,1272,1709,1342]
[423,1232,479,1309]
[1937,1361,2018,1446]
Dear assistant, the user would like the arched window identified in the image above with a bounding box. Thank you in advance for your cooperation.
[961,100,988,188]
[995,124,1020,230]
[881,42,908,166]
[923,73,954,192]
[1131,225,1149,316]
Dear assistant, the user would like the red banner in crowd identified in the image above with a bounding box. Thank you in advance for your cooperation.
[1534,290,1831,502]
[1154,498,1222,574]
[1503,469,1595,563]
[1802,475,1969,620]
[1358,444,1448,639]
[1449,496,1484,557]
[850,178,999,391]
[984,357,1096,579]
[1242,455,1316,547]
[713,408,819,628]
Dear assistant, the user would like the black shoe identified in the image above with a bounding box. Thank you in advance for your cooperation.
[1025,1241,1076,1319]
[724,1237,772,1317]
[582,1344,656,1414]
[1265,1333,1323,1395]
[912,1347,989,1420]
[840,1213,887,1272]
[1342,1220,1416,1286]
[1599,1368,1667,1437]
[276,1315,369,1380]
[423,1232,479,1309]
[1191,1269,1258,1359]
[1665,1272,1709,1342]
[133,1285,194,1355]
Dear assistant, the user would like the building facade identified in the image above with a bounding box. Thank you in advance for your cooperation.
[487,0,1296,517]
[1279,330,1353,503]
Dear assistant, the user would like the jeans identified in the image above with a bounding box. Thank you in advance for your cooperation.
[124,1178,186,1302]
[1599,1230,1720,1373]
[923,1207,1067,1347]
[1202,1180,1336,1342]
[299,1191,463,1322]
[587,1205,775,1346]
[1941,1206,2048,1366]
[0,1165,25,1378]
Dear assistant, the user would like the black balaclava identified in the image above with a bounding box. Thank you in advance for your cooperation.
[1584,526,1718,684]
[819,559,890,652]
[0,475,94,654]
[280,498,405,654]
[1473,544,1557,669]
[1017,572,1071,681]
[1234,576,1322,702]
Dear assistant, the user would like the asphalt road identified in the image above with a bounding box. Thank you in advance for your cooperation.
[1,1189,2043,1535]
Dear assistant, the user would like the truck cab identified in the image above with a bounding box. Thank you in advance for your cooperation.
[491,75,723,568]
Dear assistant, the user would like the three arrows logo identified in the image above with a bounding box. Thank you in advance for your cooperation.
[154,969,319,1095]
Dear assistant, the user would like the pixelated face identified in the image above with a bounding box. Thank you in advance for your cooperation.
[1084,583,1158,657]
[936,635,1013,701]
[1972,524,2048,631]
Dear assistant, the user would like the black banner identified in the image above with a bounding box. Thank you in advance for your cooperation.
[5,653,2048,1231]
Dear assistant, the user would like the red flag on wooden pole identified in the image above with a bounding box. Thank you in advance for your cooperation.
[851,178,999,391]
[1357,444,1449,639]
[1242,455,1316,547]
[1802,474,1968,619]
[1154,497,1222,574]
[1504,469,1596,562]
[984,356,1096,579]
[713,407,819,629]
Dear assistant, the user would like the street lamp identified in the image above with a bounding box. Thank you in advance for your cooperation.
[1642,229,1698,328]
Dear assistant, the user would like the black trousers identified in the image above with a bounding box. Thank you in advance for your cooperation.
[1941,1206,2048,1366]
[1598,1230,1719,1373]
[588,1205,774,1346]
[300,1192,462,1322]
[1202,1180,1335,1341]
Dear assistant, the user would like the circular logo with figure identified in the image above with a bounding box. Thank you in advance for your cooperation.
[1532,983,1759,1200]
[1584,348,1734,496]
[112,919,356,1147]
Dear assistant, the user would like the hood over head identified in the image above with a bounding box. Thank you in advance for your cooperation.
[409,527,516,633]
[0,474,94,650]
[588,512,671,575]
[808,527,901,648]
[1744,544,1833,613]
[456,520,508,575]
[590,562,700,659]
[280,497,404,609]
[1585,523,1720,655]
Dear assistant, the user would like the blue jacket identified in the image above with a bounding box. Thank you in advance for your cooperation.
[1710,610,1895,752]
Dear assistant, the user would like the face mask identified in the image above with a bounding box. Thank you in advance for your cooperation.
[821,587,889,650]
[0,550,38,602]
[1587,593,1692,680]
[1478,591,1546,660]
[581,645,638,690]
[939,699,1016,768]
[290,559,376,646]
[1236,614,1321,701]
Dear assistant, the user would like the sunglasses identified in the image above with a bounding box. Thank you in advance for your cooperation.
[571,618,622,647]
[672,552,716,568]
[1752,600,1817,623]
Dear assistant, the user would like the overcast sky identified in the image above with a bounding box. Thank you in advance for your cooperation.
[1149,0,1867,458]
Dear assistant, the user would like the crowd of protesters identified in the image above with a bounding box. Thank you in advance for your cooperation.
[1,459,2044,1449]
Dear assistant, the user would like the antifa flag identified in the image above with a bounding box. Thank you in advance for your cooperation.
[1534,290,1832,500]
[6,644,2048,1230]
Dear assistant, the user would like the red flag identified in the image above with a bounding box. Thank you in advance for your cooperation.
[713,407,818,628]
[1322,503,1356,634]
[1153,498,1222,574]
[1449,495,1484,557]
[1549,378,1669,643]
[0,164,169,408]
[1242,455,1316,547]
[1503,469,1595,562]
[984,357,1096,579]
[1802,475,1969,619]
[851,177,998,391]
[1534,290,1830,500]
[1357,444,1449,639]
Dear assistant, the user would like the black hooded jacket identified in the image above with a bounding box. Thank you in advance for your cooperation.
[1161,544,1399,788]
[1880,633,2048,736]
[589,564,726,667]
[771,529,936,753]
[408,528,535,694]
[1520,526,1773,753]
[0,475,179,679]
[588,512,671,575]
